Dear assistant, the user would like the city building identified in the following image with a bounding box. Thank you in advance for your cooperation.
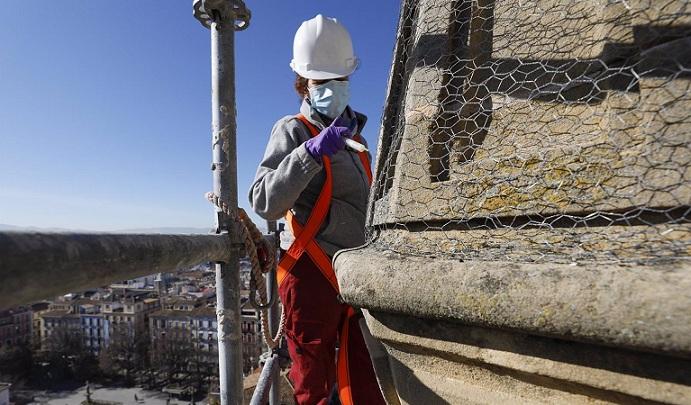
[149,299,264,374]
[0,307,32,349]
[102,290,160,340]
[149,306,219,369]
[38,299,110,354]
[161,296,199,311]
[78,306,109,355]
[240,305,262,374]
[39,310,81,348]
[30,302,50,347]
[110,274,158,290]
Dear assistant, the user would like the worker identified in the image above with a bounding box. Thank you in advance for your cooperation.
[249,14,386,405]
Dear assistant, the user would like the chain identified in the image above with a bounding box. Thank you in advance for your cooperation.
[206,192,285,349]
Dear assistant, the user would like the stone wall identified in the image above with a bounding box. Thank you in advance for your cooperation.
[335,0,691,403]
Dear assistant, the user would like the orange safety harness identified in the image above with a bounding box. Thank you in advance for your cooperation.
[276,114,372,405]
[276,114,372,291]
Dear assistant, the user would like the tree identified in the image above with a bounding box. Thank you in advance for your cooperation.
[36,329,98,385]
[99,323,149,384]
[186,341,217,393]
[150,331,195,385]
[0,341,34,384]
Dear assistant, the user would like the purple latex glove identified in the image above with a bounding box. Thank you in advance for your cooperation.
[304,117,352,162]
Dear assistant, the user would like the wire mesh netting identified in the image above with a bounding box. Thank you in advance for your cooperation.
[368,0,690,265]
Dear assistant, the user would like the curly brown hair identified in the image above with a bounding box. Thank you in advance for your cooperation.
[294,74,309,99]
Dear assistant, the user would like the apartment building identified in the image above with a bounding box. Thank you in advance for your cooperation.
[102,290,160,340]
[149,301,263,373]
[0,307,32,348]
[149,306,219,376]
[38,300,110,354]
[77,305,109,355]
[39,310,80,348]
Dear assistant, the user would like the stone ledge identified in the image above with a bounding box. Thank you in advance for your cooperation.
[364,310,691,404]
[333,245,691,355]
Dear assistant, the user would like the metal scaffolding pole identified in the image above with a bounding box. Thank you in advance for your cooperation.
[249,354,279,405]
[211,18,243,404]
[266,220,280,405]
[194,1,251,404]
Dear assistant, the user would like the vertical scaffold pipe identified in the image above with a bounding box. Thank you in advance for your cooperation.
[266,220,280,405]
[193,1,251,404]
[212,14,242,401]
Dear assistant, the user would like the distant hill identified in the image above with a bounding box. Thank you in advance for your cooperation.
[116,227,213,234]
[0,224,86,233]
[0,224,213,234]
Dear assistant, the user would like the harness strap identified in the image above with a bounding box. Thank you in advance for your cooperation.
[277,114,335,291]
[282,210,339,291]
[353,134,372,183]
[276,114,372,294]
[337,306,357,405]
[276,113,377,405]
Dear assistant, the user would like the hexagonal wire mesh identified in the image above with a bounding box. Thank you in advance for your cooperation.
[367,0,690,265]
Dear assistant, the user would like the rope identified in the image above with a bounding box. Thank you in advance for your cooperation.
[206,192,286,349]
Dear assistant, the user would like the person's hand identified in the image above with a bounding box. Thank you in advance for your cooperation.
[304,117,353,161]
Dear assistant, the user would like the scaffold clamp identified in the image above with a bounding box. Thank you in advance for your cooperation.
[193,0,251,31]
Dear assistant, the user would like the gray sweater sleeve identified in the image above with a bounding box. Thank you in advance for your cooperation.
[249,117,322,220]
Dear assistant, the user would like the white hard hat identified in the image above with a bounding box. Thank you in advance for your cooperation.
[290,15,359,80]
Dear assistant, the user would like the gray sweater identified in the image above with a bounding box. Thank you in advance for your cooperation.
[248,100,371,258]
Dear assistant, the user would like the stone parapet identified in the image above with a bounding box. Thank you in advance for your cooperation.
[362,310,691,404]
[334,245,691,356]
[371,0,690,226]
[337,0,691,402]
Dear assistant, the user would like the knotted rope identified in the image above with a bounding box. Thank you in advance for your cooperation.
[206,192,285,349]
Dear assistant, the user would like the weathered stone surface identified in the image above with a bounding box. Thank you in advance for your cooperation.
[374,223,691,264]
[372,0,691,224]
[374,74,691,224]
[492,1,691,60]
[364,311,691,404]
[348,0,691,403]
[334,246,691,355]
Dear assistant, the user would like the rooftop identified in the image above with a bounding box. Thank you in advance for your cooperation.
[150,306,216,319]
[0,307,30,318]
[40,310,79,318]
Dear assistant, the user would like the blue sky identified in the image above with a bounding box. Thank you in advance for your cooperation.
[0,1,400,231]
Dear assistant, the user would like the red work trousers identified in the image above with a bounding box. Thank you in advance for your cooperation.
[278,254,385,405]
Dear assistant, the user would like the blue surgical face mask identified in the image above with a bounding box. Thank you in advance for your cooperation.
[308,80,350,119]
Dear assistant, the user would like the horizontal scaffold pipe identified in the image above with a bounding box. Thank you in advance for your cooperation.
[0,232,234,309]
